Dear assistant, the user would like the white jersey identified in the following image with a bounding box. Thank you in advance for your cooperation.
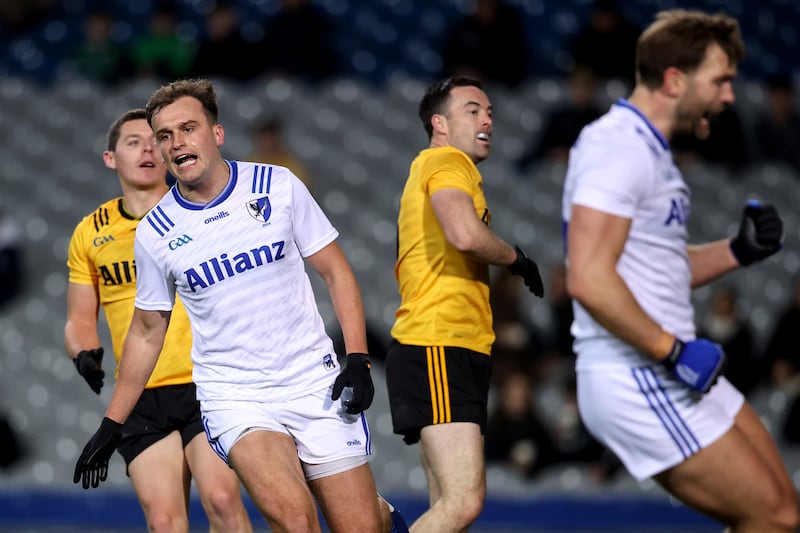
[562,99,695,368]
[134,160,341,402]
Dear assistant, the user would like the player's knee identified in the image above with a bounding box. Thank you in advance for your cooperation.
[202,486,246,523]
[750,484,800,532]
[770,491,800,532]
[269,513,317,532]
[146,509,188,533]
[440,489,484,528]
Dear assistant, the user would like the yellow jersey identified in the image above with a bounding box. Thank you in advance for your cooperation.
[67,197,193,388]
[391,146,494,355]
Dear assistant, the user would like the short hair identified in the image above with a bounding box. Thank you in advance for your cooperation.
[107,108,147,151]
[418,76,483,140]
[145,78,219,127]
[636,9,744,89]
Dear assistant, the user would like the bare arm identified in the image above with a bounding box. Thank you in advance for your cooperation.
[64,282,102,360]
[566,204,673,360]
[306,241,368,355]
[430,187,517,266]
[104,308,169,423]
[686,239,739,288]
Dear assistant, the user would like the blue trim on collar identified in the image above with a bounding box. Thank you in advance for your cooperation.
[614,99,669,151]
[171,160,238,210]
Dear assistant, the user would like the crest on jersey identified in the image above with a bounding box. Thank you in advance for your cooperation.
[247,196,271,223]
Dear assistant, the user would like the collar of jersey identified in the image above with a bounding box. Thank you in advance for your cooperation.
[171,160,238,210]
[614,98,669,151]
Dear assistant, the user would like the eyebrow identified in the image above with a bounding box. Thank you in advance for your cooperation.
[463,100,493,112]
[156,119,199,136]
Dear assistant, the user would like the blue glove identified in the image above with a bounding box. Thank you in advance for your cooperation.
[331,353,374,414]
[730,201,783,266]
[662,338,725,393]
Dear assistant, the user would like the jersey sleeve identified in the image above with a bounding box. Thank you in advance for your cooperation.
[133,235,175,311]
[290,173,339,257]
[570,140,654,219]
[66,219,97,286]
[423,150,474,196]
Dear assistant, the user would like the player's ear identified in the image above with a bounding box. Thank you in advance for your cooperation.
[432,114,446,135]
[103,150,117,170]
[663,66,685,97]
[214,123,225,147]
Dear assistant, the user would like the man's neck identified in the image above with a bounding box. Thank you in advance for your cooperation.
[627,86,675,140]
[120,186,169,219]
[177,158,231,205]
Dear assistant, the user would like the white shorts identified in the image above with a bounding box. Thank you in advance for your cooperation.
[200,385,372,472]
[577,363,744,481]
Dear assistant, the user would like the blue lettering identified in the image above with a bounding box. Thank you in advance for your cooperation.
[185,268,208,292]
[251,245,273,265]
[233,253,254,272]
[664,197,690,226]
[272,241,285,261]
[184,240,287,292]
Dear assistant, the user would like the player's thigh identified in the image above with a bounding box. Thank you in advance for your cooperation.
[734,401,796,497]
[128,431,191,516]
[184,432,242,500]
[419,422,485,498]
[309,462,381,533]
[228,429,316,514]
[655,408,790,524]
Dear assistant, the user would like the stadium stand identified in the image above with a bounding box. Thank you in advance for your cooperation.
[0,0,799,530]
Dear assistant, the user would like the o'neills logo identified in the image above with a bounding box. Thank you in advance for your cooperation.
[204,211,229,224]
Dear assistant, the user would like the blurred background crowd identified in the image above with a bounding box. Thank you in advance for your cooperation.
[0,0,799,529]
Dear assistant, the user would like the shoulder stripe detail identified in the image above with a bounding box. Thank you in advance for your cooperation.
[146,206,175,237]
[92,207,110,231]
[635,127,661,157]
[631,367,700,459]
[251,165,273,194]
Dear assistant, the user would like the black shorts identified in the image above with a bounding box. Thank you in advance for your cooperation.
[117,382,204,466]
[385,341,492,445]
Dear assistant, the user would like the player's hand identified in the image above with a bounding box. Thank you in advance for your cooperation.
[662,338,725,393]
[730,201,783,266]
[508,246,544,297]
[73,417,123,489]
[331,353,374,414]
[75,348,105,395]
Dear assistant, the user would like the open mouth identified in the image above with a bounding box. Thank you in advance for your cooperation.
[695,111,712,140]
[174,154,197,167]
[476,132,490,142]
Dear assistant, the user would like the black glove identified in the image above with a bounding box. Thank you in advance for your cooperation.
[508,246,544,297]
[75,348,105,395]
[662,338,725,394]
[331,353,374,414]
[73,417,123,489]
[730,201,783,266]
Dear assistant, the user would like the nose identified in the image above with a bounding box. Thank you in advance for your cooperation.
[721,81,735,105]
[171,131,185,150]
